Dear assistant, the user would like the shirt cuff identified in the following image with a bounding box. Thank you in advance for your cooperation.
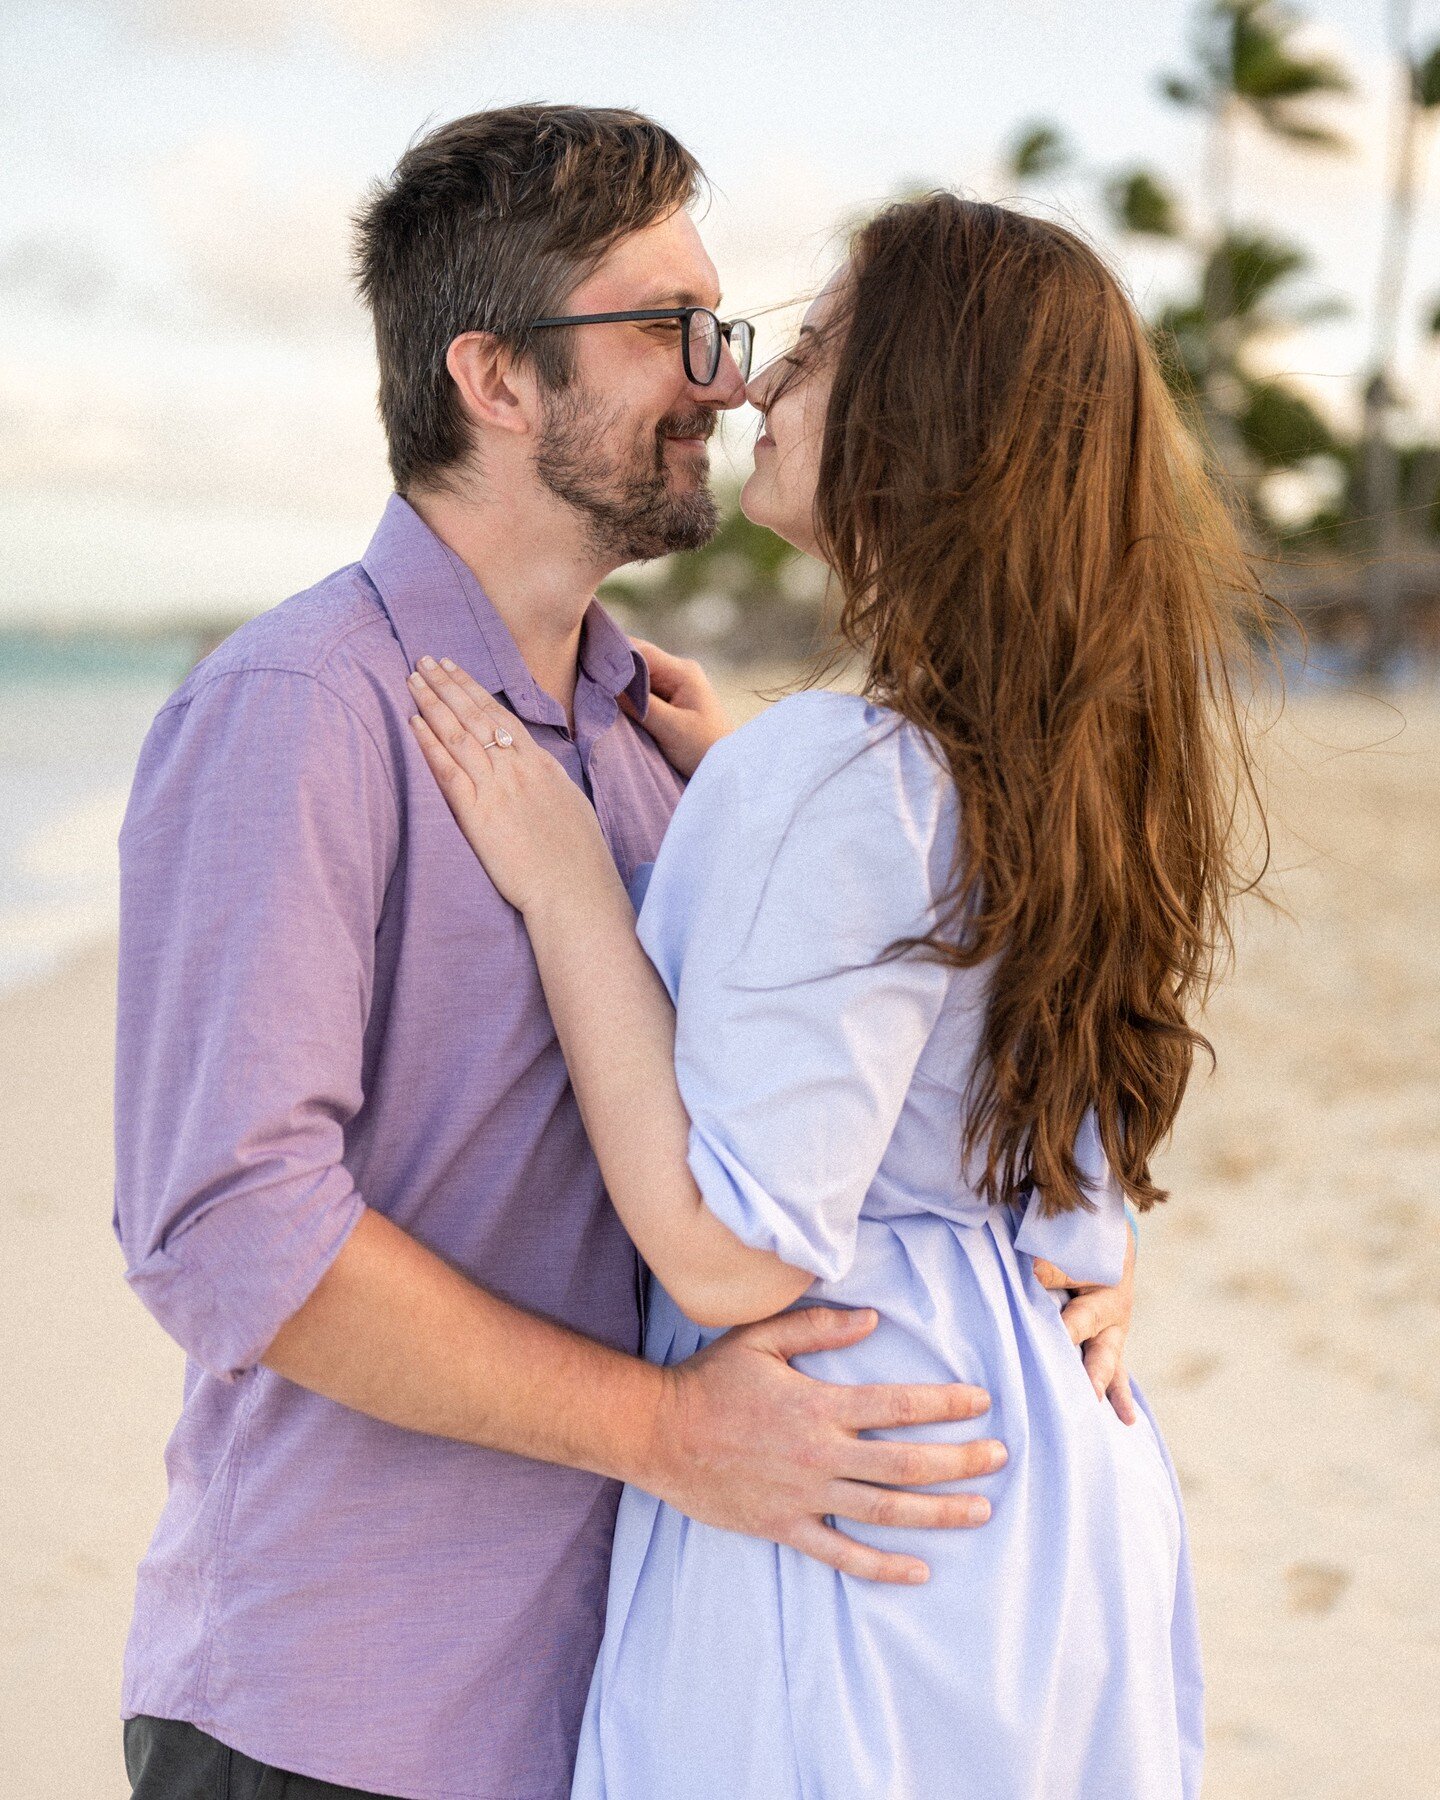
[124,1168,367,1380]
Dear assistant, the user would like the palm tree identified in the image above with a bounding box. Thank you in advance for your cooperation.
[1163,0,1350,232]
[1161,2,1350,480]
[1360,14,1440,677]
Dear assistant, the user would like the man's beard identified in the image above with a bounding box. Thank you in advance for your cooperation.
[534,384,720,563]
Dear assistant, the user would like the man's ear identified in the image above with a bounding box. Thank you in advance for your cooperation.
[445,332,536,437]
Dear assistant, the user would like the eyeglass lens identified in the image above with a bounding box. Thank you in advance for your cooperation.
[684,311,753,384]
[685,310,721,384]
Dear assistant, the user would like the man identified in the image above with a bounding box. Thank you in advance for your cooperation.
[114,106,1135,1800]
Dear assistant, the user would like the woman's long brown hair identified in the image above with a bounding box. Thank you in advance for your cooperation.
[812,194,1279,1216]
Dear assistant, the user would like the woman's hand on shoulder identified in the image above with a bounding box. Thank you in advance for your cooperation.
[407,657,617,919]
[622,639,734,779]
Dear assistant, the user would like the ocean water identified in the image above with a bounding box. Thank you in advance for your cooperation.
[0,633,203,997]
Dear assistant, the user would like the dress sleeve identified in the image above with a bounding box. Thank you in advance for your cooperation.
[113,667,398,1379]
[638,696,956,1285]
[1012,1108,1132,1288]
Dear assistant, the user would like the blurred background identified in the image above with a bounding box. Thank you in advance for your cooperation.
[1,3,1437,1797]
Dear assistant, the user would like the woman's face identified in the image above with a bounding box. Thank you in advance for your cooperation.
[738,270,846,560]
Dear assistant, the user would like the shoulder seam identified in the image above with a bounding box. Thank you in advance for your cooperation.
[156,665,400,809]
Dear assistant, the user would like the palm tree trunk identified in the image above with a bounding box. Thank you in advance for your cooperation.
[1361,0,1417,680]
[1202,95,1249,501]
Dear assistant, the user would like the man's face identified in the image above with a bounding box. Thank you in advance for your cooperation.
[532,210,748,563]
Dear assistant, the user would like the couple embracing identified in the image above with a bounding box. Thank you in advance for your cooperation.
[115,102,1257,1800]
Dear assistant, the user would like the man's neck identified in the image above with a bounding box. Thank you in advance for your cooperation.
[407,482,618,724]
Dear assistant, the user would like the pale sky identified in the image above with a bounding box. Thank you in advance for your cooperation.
[4,0,1440,622]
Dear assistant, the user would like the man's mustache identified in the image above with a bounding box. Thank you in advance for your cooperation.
[658,409,717,442]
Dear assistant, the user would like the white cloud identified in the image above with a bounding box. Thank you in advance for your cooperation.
[0,236,116,312]
[0,335,389,522]
[107,0,668,60]
[154,132,370,342]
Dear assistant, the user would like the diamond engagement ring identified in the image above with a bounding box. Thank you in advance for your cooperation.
[480,725,515,751]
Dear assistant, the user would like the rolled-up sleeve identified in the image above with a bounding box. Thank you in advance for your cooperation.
[113,666,399,1378]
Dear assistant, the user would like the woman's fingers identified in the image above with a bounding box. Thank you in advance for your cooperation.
[1107,1360,1139,1426]
[1081,1323,1128,1407]
[1059,1282,1121,1349]
[628,637,702,703]
[418,657,534,751]
[407,671,492,781]
[407,714,476,811]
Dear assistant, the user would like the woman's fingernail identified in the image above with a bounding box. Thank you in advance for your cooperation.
[440,658,457,671]
[407,672,423,689]
[907,1565,930,1584]
[419,655,437,671]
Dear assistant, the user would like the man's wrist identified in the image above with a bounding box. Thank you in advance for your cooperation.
[595,1353,676,1494]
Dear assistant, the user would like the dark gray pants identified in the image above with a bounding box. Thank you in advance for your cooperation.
[124,1716,403,1799]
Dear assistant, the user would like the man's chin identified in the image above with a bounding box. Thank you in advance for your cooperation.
[661,442,711,493]
[618,493,719,562]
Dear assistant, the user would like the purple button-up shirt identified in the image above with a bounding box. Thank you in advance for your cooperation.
[113,494,685,1800]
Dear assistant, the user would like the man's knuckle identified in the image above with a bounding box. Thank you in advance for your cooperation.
[888,1387,919,1427]
[794,1436,829,1475]
[892,1447,927,1486]
[870,1491,903,1528]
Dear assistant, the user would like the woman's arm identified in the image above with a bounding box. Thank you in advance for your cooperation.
[526,876,815,1328]
[407,658,814,1329]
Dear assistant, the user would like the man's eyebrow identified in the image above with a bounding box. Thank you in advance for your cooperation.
[639,289,723,309]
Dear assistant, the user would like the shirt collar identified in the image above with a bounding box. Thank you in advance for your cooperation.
[361,492,649,725]
[579,601,651,716]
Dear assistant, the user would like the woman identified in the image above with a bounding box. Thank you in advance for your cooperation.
[407,194,1273,1798]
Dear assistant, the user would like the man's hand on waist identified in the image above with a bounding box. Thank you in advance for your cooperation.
[635,1304,1005,1587]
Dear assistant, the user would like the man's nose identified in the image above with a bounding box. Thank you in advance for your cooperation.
[697,346,749,410]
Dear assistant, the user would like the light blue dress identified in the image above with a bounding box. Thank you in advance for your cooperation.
[571,691,1203,1800]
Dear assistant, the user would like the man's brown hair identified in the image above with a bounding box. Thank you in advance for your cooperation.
[353,105,703,492]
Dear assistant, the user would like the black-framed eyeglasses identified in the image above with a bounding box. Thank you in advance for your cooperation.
[525,307,755,385]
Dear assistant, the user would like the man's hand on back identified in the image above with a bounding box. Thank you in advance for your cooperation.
[639,1305,1005,1587]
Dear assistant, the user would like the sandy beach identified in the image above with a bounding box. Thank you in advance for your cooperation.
[1,682,1436,1800]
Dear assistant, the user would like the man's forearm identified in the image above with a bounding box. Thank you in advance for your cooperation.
[263,1207,665,1483]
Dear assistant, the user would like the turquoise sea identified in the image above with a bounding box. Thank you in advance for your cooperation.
[0,631,209,996]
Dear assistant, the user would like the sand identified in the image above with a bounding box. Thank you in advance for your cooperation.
[1,684,1436,1800]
